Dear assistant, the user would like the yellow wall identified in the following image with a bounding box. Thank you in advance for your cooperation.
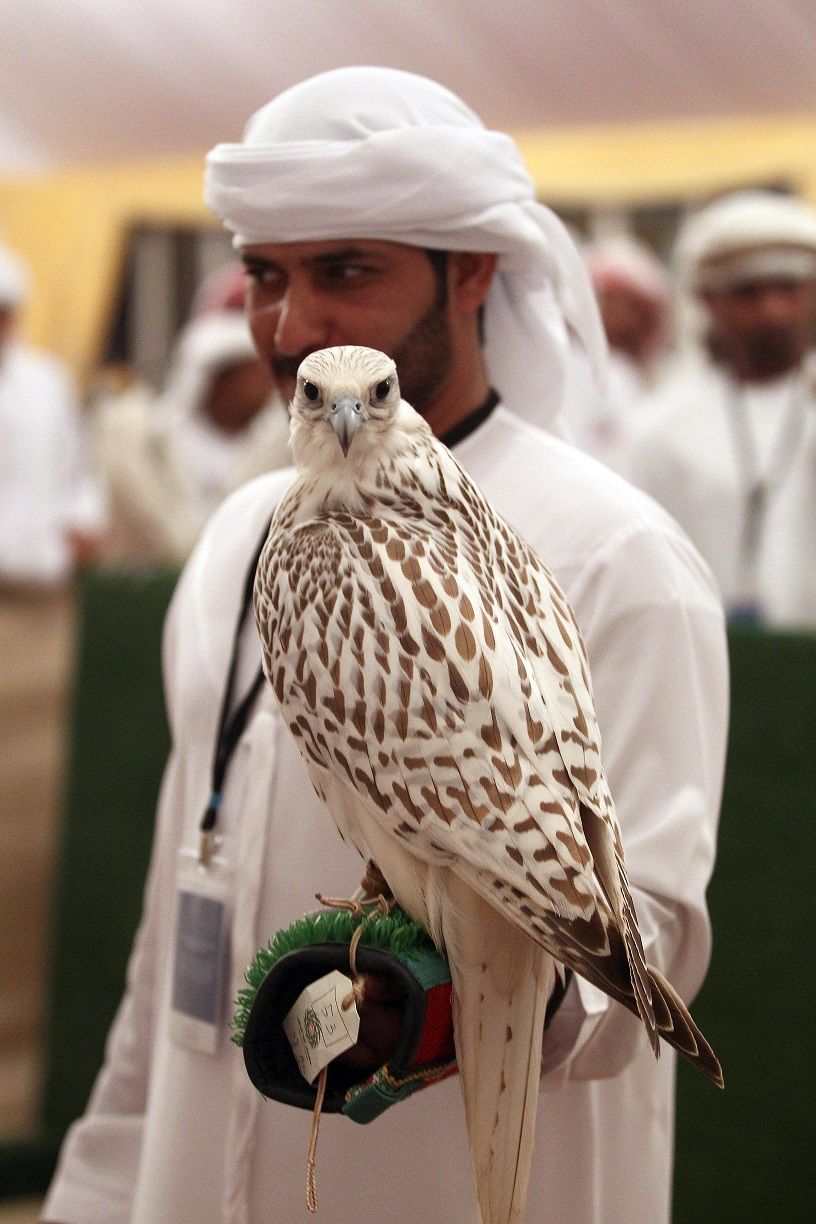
[0,159,213,383]
[515,114,816,206]
[2,115,816,385]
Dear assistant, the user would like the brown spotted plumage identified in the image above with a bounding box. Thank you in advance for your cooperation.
[255,346,721,1224]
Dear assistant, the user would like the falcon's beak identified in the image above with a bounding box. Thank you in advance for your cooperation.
[328,396,368,456]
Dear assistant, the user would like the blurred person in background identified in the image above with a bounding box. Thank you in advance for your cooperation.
[95,308,290,566]
[189,258,248,317]
[564,234,671,469]
[0,242,106,587]
[585,235,671,398]
[624,191,816,627]
[0,240,104,1136]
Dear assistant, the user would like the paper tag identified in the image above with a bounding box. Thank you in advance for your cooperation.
[283,970,360,1084]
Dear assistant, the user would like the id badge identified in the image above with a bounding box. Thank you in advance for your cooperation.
[169,846,233,1055]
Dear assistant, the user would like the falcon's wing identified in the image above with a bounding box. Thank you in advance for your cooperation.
[255,492,721,1083]
[455,466,660,1025]
[258,502,633,990]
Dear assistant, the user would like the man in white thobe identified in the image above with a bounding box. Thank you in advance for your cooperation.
[0,243,105,586]
[96,311,290,566]
[624,191,816,627]
[44,68,727,1224]
[0,242,105,1134]
[567,235,671,469]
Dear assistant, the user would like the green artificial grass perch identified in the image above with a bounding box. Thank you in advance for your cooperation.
[232,905,436,1047]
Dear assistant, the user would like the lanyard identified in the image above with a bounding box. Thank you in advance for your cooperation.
[724,377,809,599]
[439,387,499,447]
[197,388,500,860]
[199,518,271,861]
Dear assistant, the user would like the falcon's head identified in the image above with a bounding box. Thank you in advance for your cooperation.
[291,346,403,464]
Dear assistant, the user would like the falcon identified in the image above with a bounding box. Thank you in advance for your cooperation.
[254,345,722,1224]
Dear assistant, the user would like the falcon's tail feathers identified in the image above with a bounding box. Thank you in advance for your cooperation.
[440,878,554,1224]
[647,965,724,1087]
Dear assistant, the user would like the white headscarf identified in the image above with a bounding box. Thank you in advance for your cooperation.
[677,191,816,292]
[205,67,607,431]
[674,190,816,350]
[583,235,670,307]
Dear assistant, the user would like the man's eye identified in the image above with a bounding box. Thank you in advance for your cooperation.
[245,265,282,290]
[303,382,320,402]
[374,379,391,400]
[323,263,372,283]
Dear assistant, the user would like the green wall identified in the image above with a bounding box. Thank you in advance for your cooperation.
[673,628,815,1222]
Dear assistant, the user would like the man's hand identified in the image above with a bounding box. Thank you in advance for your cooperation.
[336,972,407,1072]
[338,964,571,1074]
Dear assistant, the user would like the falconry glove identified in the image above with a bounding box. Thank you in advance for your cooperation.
[234,901,574,1123]
[234,904,458,1123]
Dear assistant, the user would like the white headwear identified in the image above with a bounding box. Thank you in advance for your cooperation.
[190,261,247,317]
[583,235,670,307]
[583,235,670,360]
[672,190,816,352]
[205,67,607,430]
[0,241,29,308]
[159,311,259,423]
[677,191,816,293]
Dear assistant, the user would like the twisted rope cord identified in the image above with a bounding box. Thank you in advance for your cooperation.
[306,1066,327,1213]
[303,889,392,1211]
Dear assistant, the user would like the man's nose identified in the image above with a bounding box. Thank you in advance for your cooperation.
[273,283,331,357]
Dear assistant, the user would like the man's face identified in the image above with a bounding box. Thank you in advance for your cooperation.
[0,307,15,355]
[596,285,661,365]
[203,356,274,435]
[241,239,453,412]
[702,275,816,381]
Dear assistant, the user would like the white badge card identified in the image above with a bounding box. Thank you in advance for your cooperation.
[169,848,233,1055]
[283,970,360,1084]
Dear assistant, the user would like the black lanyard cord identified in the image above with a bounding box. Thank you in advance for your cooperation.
[200,518,272,836]
[439,388,499,448]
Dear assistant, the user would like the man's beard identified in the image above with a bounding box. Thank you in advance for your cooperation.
[391,299,453,415]
[269,300,453,413]
[740,327,806,379]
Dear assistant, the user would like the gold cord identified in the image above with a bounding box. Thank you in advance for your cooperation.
[303,890,392,1210]
[306,1066,328,1213]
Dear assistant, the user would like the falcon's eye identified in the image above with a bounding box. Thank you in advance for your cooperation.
[374,379,391,401]
[303,381,320,402]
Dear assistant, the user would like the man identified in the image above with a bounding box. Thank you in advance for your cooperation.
[44,68,727,1224]
[190,260,248,317]
[96,310,289,565]
[566,234,671,468]
[583,233,671,403]
[0,242,105,585]
[624,191,816,626]
[584,235,670,379]
[0,241,105,1137]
